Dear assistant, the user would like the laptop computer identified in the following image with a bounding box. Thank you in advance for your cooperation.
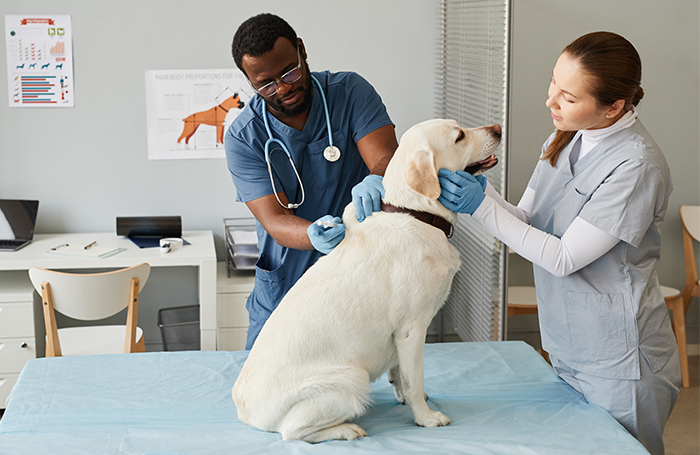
[0,199,39,251]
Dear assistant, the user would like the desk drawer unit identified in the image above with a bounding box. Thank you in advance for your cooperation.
[0,302,34,338]
[0,271,36,409]
[0,374,19,408]
[0,337,36,373]
[216,263,254,351]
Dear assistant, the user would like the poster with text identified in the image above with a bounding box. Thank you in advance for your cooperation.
[5,14,74,107]
[145,69,251,160]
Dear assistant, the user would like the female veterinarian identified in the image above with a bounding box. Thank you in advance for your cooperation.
[438,32,680,455]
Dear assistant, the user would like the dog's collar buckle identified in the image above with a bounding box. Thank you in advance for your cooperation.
[380,202,454,239]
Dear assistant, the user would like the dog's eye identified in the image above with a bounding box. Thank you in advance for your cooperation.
[455,130,465,143]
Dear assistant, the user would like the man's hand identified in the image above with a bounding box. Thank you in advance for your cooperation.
[307,215,346,254]
[352,175,385,222]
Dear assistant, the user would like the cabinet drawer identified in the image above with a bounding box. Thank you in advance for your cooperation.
[217,328,248,351]
[0,302,34,338]
[0,373,19,409]
[217,294,249,328]
[0,338,36,373]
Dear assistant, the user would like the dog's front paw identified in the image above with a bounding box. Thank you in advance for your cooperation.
[392,386,405,405]
[415,410,451,428]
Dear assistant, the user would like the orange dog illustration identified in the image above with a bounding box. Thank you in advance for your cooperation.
[177,93,245,145]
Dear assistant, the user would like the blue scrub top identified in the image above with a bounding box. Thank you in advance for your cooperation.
[224,71,393,348]
[528,119,676,380]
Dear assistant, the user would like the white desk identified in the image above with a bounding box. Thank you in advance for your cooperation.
[0,231,218,350]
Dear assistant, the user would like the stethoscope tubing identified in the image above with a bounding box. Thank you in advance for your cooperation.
[263,75,334,210]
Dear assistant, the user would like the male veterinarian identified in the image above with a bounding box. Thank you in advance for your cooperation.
[224,13,398,349]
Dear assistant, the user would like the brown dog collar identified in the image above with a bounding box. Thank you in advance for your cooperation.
[380,202,454,238]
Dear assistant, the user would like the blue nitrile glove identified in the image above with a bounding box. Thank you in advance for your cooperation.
[307,215,346,254]
[352,174,385,222]
[437,169,487,215]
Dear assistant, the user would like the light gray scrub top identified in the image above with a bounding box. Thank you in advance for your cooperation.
[528,119,676,380]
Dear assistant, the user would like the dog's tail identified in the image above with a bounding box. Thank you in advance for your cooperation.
[273,366,373,439]
[233,366,372,432]
[296,366,373,417]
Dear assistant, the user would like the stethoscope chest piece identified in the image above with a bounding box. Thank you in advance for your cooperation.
[324,145,341,162]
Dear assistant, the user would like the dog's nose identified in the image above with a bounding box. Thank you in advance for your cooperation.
[491,124,502,138]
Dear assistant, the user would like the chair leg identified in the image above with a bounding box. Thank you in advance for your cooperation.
[40,282,62,357]
[136,336,146,353]
[668,295,690,388]
[124,277,140,353]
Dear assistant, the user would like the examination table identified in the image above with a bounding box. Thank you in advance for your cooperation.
[0,341,648,454]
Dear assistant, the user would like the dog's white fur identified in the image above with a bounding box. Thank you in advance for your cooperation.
[232,119,501,443]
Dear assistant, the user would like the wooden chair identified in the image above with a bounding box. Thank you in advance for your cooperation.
[661,285,688,387]
[507,286,548,361]
[673,205,700,387]
[28,263,150,357]
[507,286,538,318]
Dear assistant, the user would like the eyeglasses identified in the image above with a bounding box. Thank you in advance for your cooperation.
[250,48,303,98]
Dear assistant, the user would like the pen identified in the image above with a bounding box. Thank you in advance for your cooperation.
[50,243,69,251]
[84,241,97,250]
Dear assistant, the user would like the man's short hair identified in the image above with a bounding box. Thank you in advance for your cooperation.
[231,13,298,77]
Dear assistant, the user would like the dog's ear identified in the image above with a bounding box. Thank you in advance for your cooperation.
[404,149,441,199]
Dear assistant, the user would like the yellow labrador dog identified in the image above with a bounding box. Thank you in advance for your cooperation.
[233,119,501,443]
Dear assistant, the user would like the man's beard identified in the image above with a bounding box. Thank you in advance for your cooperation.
[264,65,313,118]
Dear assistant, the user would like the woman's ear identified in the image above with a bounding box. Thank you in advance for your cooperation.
[606,99,626,118]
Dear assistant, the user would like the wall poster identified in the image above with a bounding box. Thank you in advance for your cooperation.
[5,14,74,107]
[145,69,251,160]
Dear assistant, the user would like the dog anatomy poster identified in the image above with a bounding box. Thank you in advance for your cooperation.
[5,15,74,107]
[145,69,250,160]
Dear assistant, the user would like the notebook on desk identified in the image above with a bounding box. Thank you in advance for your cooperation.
[0,199,39,251]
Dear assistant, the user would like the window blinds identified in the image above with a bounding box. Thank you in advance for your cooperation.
[436,0,511,342]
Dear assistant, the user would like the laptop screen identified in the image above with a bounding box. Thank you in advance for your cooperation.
[0,200,39,241]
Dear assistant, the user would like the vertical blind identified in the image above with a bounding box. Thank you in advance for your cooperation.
[436,0,511,341]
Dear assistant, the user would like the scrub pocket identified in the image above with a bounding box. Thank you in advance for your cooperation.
[565,291,628,361]
[550,189,590,237]
[306,130,347,191]
[249,262,290,316]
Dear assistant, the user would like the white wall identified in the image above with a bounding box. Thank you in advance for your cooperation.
[507,0,700,347]
[0,0,439,256]
[2,0,697,349]
[0,0,439,349]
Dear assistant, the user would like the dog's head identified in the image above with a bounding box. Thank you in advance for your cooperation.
[383,119,501,212]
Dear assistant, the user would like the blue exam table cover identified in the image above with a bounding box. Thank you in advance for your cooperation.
[0,341,648,454]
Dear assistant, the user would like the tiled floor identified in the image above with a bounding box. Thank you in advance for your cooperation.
[664,355,700,455]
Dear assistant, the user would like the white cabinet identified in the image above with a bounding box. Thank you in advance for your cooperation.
[216,263,254,351]
[0,271,36,409]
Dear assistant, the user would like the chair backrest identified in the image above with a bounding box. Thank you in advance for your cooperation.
[680,206,700,243]
[680,205,700,308]
[28,263,150,320]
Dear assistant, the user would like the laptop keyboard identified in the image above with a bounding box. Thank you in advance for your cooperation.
[0,239,25,248]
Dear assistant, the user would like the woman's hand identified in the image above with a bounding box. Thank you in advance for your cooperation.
[438,169,487,215]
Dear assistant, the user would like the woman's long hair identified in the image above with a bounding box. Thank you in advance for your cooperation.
[542,32,643,166]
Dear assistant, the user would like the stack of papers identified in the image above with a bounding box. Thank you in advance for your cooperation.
[46,244,125,258]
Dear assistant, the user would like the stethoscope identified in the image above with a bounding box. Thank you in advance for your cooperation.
[263,75,340,210]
